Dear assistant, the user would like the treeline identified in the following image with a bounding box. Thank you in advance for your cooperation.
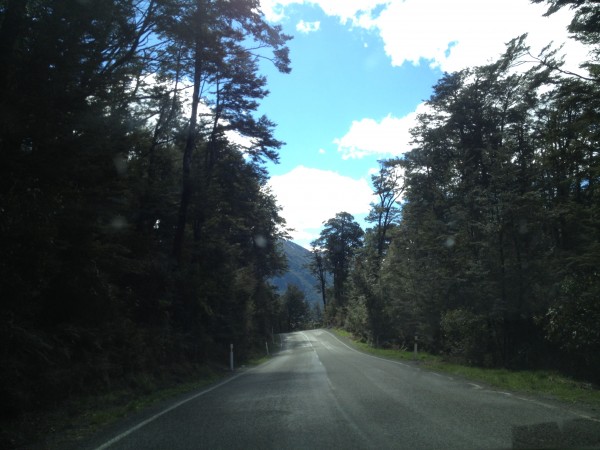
[312,0,600,382]
[0,0,291,422]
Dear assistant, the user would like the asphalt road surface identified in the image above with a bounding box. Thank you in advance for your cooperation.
[85,329,600,449]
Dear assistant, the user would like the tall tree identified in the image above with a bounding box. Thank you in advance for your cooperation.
[314,212,364,317]
[281,285,310,332]
[532,0,600,78]
[160,0,291,262]
[366,159,404,261]
[0,0,293,429]
[379,37,558,362]
[308,244,329,310]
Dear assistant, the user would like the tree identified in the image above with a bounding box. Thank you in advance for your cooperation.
[533,74,600,380]
[159,0,291,262]
[0,0,294,429]
[0,0,169,419]
[374,29,600,376]
[314,212,364,319]
[380,37,560,362]
[308,244,329,310]
[346,159,405,344]
[531,0,600,78]
[312,302,323,327]
[366,159,404,260]
[281,285,310,331]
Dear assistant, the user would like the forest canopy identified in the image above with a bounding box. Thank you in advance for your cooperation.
[0,0,292,425]
[1,0,600,444]
[314,0,600,382]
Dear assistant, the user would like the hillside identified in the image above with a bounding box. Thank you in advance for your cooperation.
[271,240,322,307]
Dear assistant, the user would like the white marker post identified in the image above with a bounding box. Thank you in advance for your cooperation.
[229,343,234,372]
[265,341,269,356]
[414,334,418,360]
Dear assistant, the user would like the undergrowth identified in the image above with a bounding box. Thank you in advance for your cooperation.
[2,354,272,450]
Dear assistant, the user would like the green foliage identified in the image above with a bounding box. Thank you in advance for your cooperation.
[308,245,330,310]
[312,212,364,318]
[280,285,311,331]
[311,302,324,328]
[336,329,600,409]
[0,0,291,435]
[542,275,600,372]
[440,309,490,366]
[345,295,369,341]
[366,159,403,259]
[343,19,600,383]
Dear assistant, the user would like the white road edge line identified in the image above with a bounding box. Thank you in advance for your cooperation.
[93,364,266,449]
[321,329,409,367]
[318,330,600,424]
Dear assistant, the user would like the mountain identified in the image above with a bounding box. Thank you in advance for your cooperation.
[271,240,322,307]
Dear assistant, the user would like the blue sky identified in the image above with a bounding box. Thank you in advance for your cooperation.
[255,0,587,248]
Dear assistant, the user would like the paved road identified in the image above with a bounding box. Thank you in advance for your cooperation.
[86,329,600,449]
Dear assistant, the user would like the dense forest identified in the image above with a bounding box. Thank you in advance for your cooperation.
[312,0,600,383]
[2,0,600,443]
[0,0,294,428]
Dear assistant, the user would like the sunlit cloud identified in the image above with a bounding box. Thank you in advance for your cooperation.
[268,165,374,246]
[296,20,321,33]
[369,0,587,73]
[260,0,588,73]
[259,0,301,22]
[302,0,389,25]
[334,103,430,159]
[261,0,389,25]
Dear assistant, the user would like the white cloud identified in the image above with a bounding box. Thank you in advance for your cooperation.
[334,102,430,159]
[268,165,374,246]
[303,0,389,25]
[296,19,321,33]
[260,0,301,22]
[370,0,587,73]
[260,0,588,73]
[260,0,389,25]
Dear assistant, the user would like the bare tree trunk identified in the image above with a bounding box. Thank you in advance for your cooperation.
[173,39,202,263]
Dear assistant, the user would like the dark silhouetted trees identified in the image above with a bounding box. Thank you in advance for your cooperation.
[0,0,291,429]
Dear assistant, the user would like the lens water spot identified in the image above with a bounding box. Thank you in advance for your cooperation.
[111,216,127,230]
[254,235,267,248]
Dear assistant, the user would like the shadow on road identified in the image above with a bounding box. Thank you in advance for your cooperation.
[513,418,600,448]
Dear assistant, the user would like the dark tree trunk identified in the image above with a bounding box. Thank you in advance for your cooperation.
[173,38,202,263]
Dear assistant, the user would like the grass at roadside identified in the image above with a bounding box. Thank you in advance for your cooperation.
[333,328,438,363]
[4,354,274,450]
[59,368,223,443]
[331,329,600,410]
[1,366,223,450]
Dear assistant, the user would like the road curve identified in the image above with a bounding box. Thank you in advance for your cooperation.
[84,329,600,449]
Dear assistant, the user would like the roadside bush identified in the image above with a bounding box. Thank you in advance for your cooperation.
[441,309,489,366]
[542,275,600,383]
[345,295,369,341]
